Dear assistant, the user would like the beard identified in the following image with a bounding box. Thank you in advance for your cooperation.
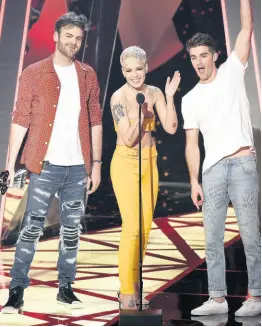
[57,41,79,59]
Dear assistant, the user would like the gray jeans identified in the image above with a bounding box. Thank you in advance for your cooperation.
[9,162,87,289]
[202,154,261,297]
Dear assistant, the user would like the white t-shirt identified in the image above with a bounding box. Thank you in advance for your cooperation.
[182,51,254,173]
[44,63,84,165]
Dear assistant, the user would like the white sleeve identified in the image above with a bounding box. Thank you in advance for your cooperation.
[224,50,248,74]
[181,97,199,129]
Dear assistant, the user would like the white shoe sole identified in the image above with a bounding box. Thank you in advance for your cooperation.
[1,306,23,314]
[191,308,228,316]
[235,311,261,317]
[57,300,84,309]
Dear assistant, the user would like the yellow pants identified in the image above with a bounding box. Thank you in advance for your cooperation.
[110,145,159,294]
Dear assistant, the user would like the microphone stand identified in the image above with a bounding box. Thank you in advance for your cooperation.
[138,100,143,312]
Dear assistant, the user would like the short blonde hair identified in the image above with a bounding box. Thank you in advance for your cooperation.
[120,46,147,66]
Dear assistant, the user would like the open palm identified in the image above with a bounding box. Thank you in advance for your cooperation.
[165,71,181,97]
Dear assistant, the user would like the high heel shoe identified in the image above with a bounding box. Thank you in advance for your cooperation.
[117,291,123,310]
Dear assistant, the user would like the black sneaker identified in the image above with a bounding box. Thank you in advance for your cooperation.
[57,283,83,309]
[1,286,24,314]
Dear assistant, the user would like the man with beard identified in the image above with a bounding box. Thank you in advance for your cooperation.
[182,0,260,318]
[1,12,102,313]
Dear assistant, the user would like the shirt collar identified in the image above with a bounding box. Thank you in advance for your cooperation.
[43,54,88,73]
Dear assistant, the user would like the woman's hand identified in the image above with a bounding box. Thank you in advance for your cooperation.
[165,71,181,97]
[141,102,149,115]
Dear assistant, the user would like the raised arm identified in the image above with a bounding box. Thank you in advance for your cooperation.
[234,0,253,65]
[155,71,180,135]
[110,91,146,147]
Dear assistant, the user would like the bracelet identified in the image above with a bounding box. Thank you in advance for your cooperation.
[93,160,102,164]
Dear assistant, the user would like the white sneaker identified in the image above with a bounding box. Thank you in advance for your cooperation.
[235,299,261,317]
[191,298,228,316]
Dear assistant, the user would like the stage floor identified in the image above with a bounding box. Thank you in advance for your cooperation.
[1,207,256,326]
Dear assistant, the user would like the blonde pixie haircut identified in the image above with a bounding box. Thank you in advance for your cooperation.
[120,46,147,66]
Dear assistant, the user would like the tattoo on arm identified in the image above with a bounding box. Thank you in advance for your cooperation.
[112,102,125,124]
[172,122,177,128]
[128,299,136,308]
[147,86,158,99]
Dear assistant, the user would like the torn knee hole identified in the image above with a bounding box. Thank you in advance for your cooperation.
[62,200,85,215]
[30,213,45,223]
[60,224,82,253]
[19,225,43,243]
[64,201,83,210]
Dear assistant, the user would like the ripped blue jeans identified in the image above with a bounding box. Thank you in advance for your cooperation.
[202,154,261,298]
[9,162,87,289]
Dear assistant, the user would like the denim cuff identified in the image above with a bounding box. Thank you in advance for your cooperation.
[209,289,227,297]
[248,288,261,297]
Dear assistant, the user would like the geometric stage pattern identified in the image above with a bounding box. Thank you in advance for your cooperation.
[0,208,239,326]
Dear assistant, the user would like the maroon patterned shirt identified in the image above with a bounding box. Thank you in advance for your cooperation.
[12,55,102,174]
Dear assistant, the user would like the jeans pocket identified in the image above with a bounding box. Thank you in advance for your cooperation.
[202,166,213,177]
[240,159,257,175]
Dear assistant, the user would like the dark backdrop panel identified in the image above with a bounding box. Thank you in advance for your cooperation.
[0,0,31,239]
[0,0,30,174]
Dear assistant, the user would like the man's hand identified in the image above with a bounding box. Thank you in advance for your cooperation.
[191,181,204,210]
[6,165,15,188]
[87,163,101,195]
